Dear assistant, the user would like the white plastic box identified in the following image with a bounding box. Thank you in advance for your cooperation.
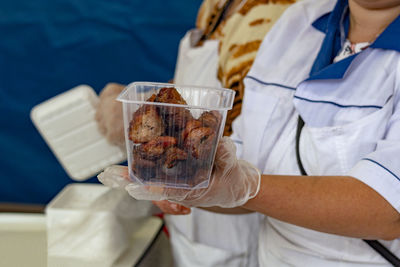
[30,85,126,181]
[46,183,153,267]
[118,82,235,189]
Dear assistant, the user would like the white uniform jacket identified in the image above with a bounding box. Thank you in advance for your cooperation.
[168,29,261,267]
[231,0,400,266]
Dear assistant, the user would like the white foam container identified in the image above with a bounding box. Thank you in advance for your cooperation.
[29,85,162,266]
[0,212,163,267]
[30,85,126,181]
[46,183,155,267]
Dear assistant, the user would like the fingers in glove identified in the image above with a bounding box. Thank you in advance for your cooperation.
[125,182,202,204]
[98,165,130,188]
[152,200,191,215]
[213,137,237,172]
[125,183,166,201]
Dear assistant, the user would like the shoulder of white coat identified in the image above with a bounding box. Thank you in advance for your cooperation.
[296,0,336,22]
[268,0,335,29]
[246,0,336,88]
[256,0,336,51]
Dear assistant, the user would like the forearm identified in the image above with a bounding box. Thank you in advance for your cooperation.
[201,206,254,214]
[243,174,400,240]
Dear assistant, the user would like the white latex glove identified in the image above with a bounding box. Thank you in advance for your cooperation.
[95,83,126,148]
[98,137,261,208]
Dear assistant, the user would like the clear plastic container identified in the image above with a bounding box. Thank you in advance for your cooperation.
[118,82,235,189]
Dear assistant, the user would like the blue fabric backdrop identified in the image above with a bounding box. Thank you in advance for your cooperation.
[0,0,202,204]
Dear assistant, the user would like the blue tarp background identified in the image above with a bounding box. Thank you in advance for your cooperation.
[0,0,202,204]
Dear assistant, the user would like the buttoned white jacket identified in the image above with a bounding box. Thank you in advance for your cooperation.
[231,0,400,265]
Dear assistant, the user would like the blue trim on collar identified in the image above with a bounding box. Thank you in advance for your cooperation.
[308,0,350,81]
[371,15,400,52]
[311,12,330,33]
[307,54,356,81]
[308,1,400,81]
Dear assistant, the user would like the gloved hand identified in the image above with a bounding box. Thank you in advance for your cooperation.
[152,200,191,215]
[98,137,261,208]
[95,83,126,148]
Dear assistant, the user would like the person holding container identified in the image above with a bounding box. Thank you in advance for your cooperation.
[96,0,297,266]
[99,0,400,266]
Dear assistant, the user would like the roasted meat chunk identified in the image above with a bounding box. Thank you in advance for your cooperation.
[156,87,187,105]
[132,150,157,180]
[132,153,156,168]
[181,119,202,140]
[164,147,188,168]
[129,105,164,143]
[162,147,190,177]
[155,87,192,132]
[132,136,176,180]
[155,87,193,130]
[184,127,216,159]
[128,93,163,143]
[198,111,222,130]
[136,136,177,159]
[161,107,193,131]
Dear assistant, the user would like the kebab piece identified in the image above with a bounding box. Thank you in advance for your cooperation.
[156,87,193,131]
[132,150,157,180]
[134,136,177,160]
[163,146,188,168]
[128,94,164,143]
[181,119,202,142]
[155,87,187,104]
[198,111,222,130]
[132,136,177,179]
[184,126,216,160]
[162,147,190,177]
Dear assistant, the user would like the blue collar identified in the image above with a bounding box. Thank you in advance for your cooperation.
[308,0,400,81]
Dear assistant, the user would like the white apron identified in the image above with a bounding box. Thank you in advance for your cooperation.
[165,29,261,267]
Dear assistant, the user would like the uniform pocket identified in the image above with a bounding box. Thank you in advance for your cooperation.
[300,98,393,175]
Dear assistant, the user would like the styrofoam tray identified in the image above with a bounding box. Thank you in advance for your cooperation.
[0,213,163,267]
[31,85,126,181]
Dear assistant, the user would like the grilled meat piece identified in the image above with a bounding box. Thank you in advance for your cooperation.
[129,93,164,143]
[198,111,222,130]
[184,127,216,159]
[155,87,192,130]
[162,147,190,177]
[132,154,156,168]
[161,107,193,131]
[132,136,176,180]
[132,151,157,180]
[155,87,187,105]
[181,119,202,140]
[136,136,177,160]
[164,147,188,168]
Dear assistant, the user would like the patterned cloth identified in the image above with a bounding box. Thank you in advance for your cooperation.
[333,39,370,63]
[196,0,297,135]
